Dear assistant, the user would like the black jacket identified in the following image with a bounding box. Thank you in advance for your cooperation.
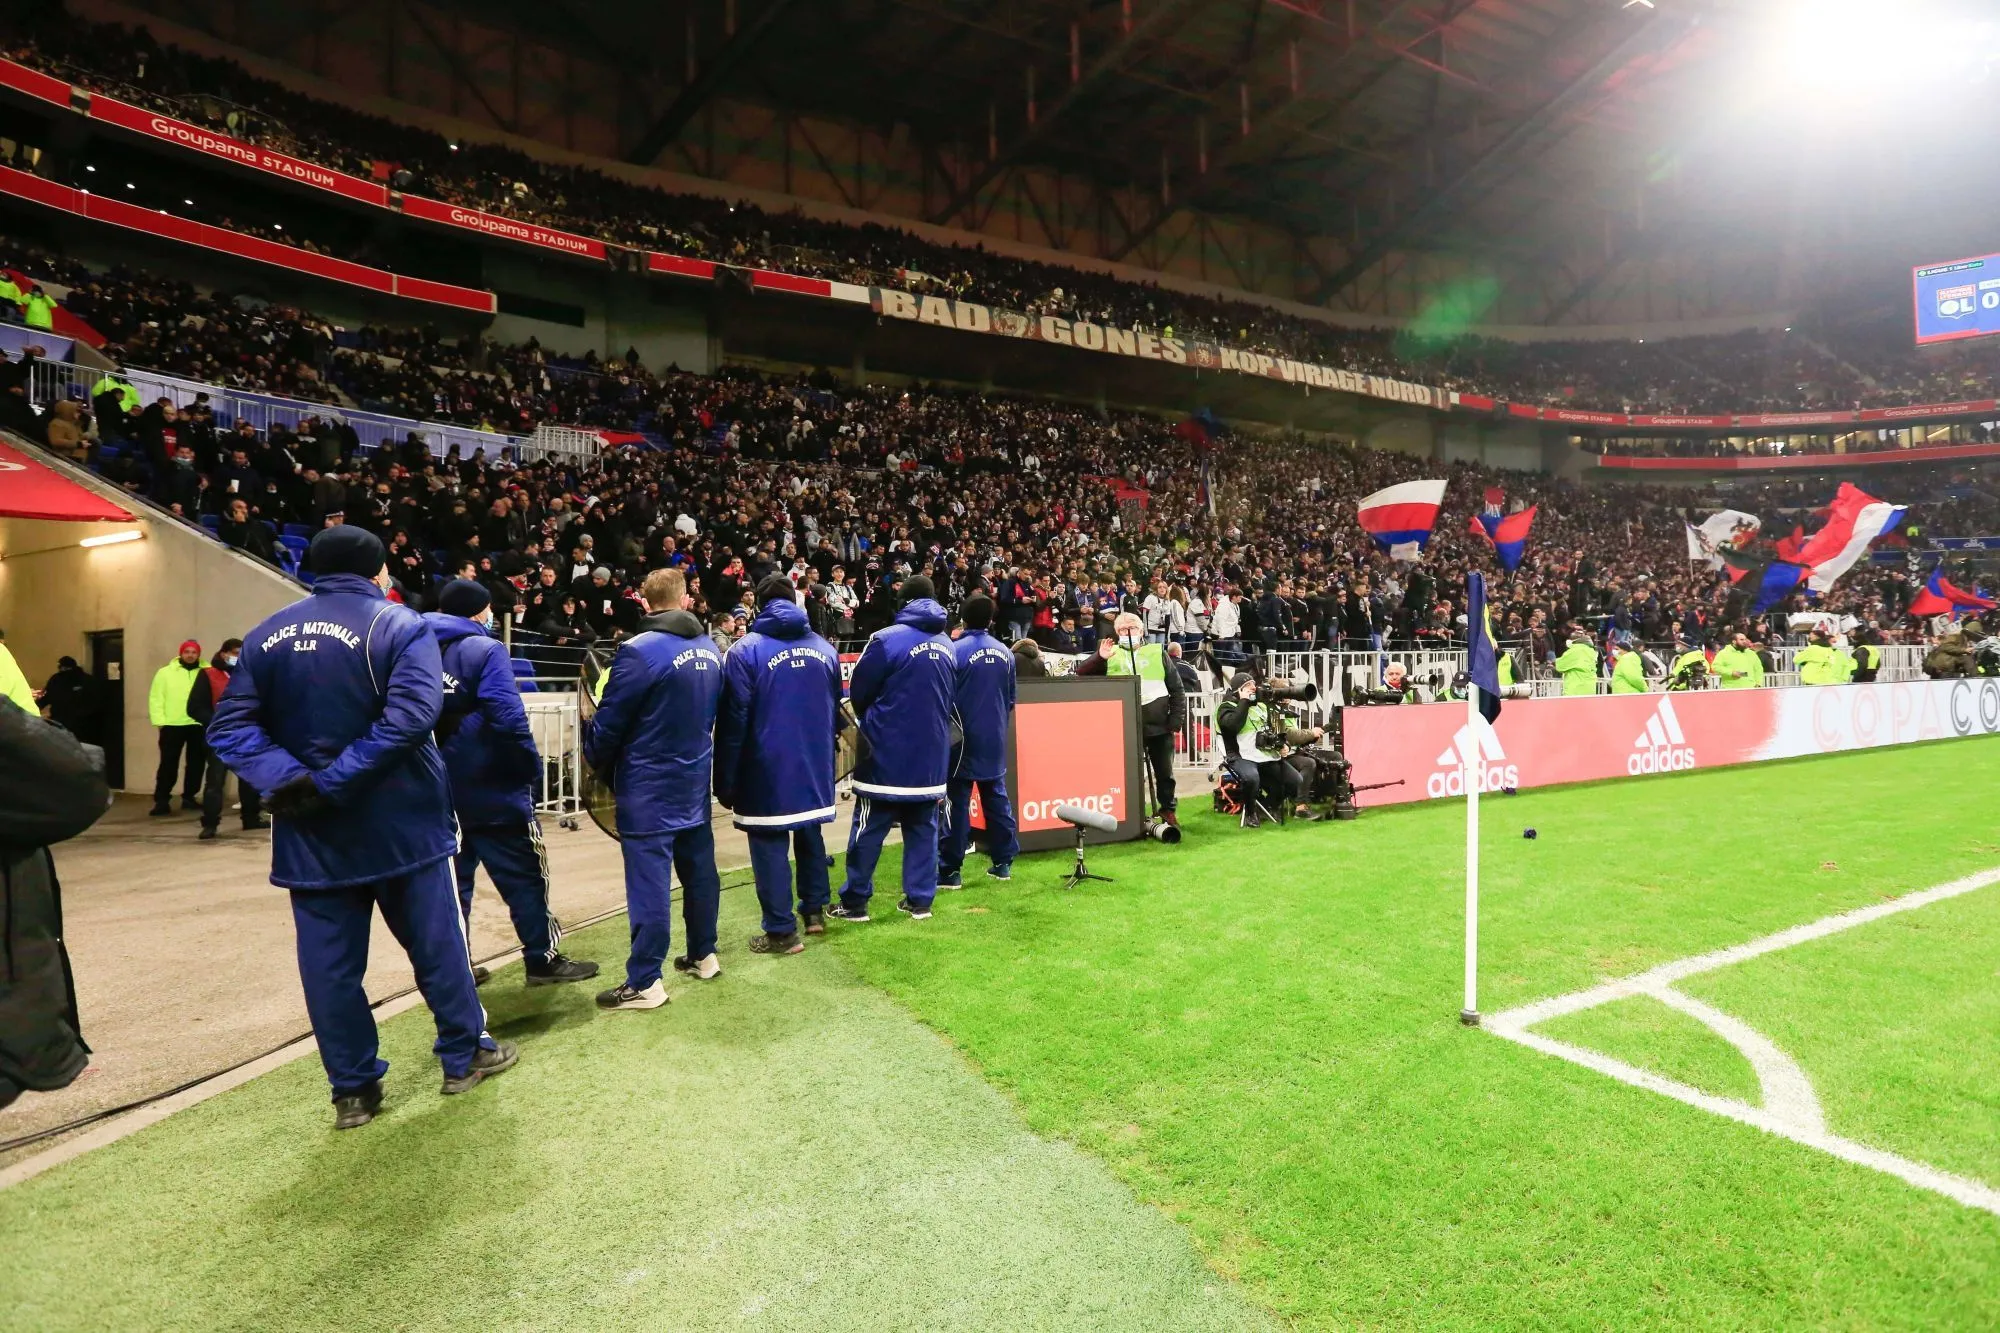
[0,701,110,1108]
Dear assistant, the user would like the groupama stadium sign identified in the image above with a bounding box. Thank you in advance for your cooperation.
[1345,677,2000,808]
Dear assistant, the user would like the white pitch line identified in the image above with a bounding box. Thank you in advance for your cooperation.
[1490,865,2000,1031]
[1485,864,2000,1219]
[1498,1027,2000,1219]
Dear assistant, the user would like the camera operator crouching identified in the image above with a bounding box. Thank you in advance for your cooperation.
[1216,670,1325,827]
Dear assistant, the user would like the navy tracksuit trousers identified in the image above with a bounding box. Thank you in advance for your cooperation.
[453,817,559,964]
[841,796,939,912]
[746,824,830,936]
[288,860,492,1098]
[620,822,721,988]
[939,774,1018,878]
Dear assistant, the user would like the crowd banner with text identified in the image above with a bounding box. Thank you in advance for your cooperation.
[867,287,1449,410]
[1344,678,2000,809]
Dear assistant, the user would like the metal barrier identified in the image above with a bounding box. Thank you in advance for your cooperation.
[523,693,583,819]
[29,356,529,459]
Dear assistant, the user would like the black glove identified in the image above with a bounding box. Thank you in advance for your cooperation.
[267,774,332,821]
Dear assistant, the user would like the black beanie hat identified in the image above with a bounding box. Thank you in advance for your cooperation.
[438,578,492,618]
[754,574,796,607]
[309,525,385,578]
[961,593,995,629]
[902,575,935,602]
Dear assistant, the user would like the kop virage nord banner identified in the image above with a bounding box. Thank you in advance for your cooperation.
[868,287,1447,409]
[1344,679,2000,808]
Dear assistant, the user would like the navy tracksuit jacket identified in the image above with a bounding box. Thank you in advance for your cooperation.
[426,612,560,964]
[584,609,723,985]
[842,598,957,910]
[941,628,1018,876]
[714,597,842,934]
[209,574,489,1097]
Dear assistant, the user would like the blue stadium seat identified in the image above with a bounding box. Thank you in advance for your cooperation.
[198,514,220,533]
[283,523,311,540]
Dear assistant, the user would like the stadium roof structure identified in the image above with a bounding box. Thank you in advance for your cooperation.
[440,0,1712,305]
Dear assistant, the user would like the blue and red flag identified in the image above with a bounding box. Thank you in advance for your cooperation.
[1469,504,1537,573]
[1356,479,1447,560]
[1466,571,1503,725]
[1722,552,1810,613]
[1908,568,1997,618]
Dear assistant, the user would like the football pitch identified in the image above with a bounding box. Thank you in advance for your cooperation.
[5,739,2000,1330]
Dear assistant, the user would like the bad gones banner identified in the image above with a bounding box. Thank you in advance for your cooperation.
[1344,677,2000,808]
[870,288,1446,409]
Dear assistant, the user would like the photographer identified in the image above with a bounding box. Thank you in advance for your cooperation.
[1077,611,1185,829]
[1216,671,1324,828]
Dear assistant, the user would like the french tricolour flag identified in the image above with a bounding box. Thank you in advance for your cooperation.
[1357,479,1448,560]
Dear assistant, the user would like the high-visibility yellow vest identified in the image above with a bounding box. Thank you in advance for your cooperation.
[22,292,55,329]
[1106,640,1170,705]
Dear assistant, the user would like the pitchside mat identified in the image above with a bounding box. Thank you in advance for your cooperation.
[4,738,2000,1329]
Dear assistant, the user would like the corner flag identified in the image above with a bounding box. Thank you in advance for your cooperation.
[1466,571,1502,725]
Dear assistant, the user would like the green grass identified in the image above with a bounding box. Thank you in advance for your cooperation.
[9,740,2000,1331]
[1537,994,1764,1104]
[0,890,1272,1333]
[1683,876,2000,1185]
[829,739,2000,1329]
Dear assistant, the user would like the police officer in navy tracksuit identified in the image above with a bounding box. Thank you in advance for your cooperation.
[208,528,514,1130]
[714,576,844,953]
[585,568,724,1010]
[834,575,958,922]
[425,579,598,988]
[938,593,1018,888]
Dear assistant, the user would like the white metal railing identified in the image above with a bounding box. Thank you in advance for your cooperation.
[524,693,583,819]
[27,356,529,459]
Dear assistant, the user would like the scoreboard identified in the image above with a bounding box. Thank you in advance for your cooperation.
[1914,254,2000,345]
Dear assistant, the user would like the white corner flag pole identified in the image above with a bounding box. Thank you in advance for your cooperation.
[1461,685,1481,1026]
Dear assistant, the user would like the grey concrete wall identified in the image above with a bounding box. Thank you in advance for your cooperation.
[0,455,303,790]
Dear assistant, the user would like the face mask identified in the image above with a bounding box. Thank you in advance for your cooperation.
[222,654,239,668]
[1118,633,1143,651]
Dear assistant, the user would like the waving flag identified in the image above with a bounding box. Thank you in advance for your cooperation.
[1469,504,1537,572]
[1723,552,1810,614]
[1357,479,1447,560]
[1798,483,1907,593]
[1908,568,1997,618]
[1685,509,1761,568]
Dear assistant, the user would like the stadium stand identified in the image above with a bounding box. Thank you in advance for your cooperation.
[5,6,2000,427]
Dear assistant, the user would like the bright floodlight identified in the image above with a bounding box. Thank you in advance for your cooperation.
[1773,0,1998,93]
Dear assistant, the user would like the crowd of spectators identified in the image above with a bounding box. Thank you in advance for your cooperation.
[7,238,1997,688]
[12,5,2000,424]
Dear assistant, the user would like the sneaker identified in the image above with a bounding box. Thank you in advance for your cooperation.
[471,965,492,987]
[332,1082,383,1130]
[672,953,722,980]
[524,954,600,986]
[897,897,933,920]
[985,864,1012,881]
[148,805,172,817]
[748,931,805,955]
[441,1041,518,1095]
[802,910,827,935]
[1162,809,1180,828]
[936,872,963,891]
[197,826,218,841]
[828,904,870,923]
[597,979,668,1010]
[241,816,271,831]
